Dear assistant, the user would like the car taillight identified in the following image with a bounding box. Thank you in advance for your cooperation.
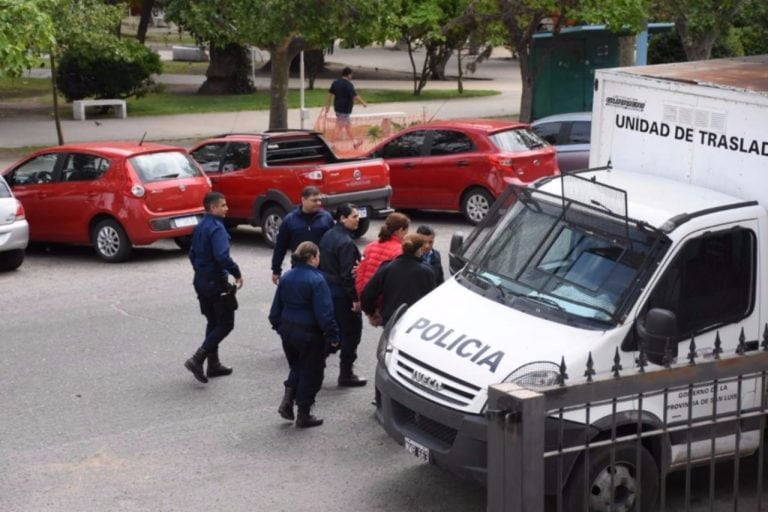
[491,155,523,176]
[131,185,146,198]
[302,169,324,181]
[15,200,25,220]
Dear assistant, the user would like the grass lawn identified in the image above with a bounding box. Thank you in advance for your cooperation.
[0,76,499,117]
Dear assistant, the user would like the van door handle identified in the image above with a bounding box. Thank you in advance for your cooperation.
[456,160,469,167]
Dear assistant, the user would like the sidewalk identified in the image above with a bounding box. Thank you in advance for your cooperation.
[0,45,522,150]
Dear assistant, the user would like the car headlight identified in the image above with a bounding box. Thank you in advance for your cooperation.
[503,361,561,390]
[377,304,407,365]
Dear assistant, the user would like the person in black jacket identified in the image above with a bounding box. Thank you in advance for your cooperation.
[319,204,366,387]
[185,192,244,384]
[417,225,445,285]
[361,233,436,326]
[271,186,334,285]
[269,241,340,428]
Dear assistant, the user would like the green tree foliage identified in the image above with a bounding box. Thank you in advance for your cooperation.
[56,39,162,101]
[731,0,768,55]
[0,0,56,77]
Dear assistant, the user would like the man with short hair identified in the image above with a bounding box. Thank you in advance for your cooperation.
[271,186,334,285]
[322,67,367,148]
[185,192,244,383]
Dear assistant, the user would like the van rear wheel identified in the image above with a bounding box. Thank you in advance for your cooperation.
[563,444,658,512]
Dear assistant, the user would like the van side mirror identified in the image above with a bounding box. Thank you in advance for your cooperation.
[448,232,465,275]
[636,308,678,366]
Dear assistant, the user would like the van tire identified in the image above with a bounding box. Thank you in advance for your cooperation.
[0,249,24,271]
[353,218,370,239]
[461,187,493,224]
[92,219,132,262]
[562,444,658,512]
[261,206,286,248]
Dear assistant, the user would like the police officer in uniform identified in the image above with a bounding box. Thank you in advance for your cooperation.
[185,192,244,383]
[269,242,339,428]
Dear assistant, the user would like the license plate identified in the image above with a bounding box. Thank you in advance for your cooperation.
[174,215,199,228]
[358,207,368,218]
[404,437,430,463]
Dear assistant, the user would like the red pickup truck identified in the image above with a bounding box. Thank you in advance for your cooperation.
[189,131,393,246]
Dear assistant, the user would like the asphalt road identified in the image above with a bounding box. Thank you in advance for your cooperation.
[0,213,484,512]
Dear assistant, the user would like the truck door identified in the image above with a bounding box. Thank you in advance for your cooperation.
[191,141,252,220]
[636,222,759,457]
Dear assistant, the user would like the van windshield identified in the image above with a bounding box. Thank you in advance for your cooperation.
[458,185,668,326]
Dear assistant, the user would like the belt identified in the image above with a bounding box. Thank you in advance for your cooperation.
[280,320,320,333]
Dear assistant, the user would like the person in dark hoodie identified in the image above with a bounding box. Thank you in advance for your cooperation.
[271,186,334,285]
[416,224,444,285]
[319,203,366,387]
[269,242,340,428]
[361,233,436,326]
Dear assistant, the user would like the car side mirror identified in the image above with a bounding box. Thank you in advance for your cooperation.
[636,308,678,366]
[448,232,465,276]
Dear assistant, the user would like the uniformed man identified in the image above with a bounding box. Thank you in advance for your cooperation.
[185,191,244,383]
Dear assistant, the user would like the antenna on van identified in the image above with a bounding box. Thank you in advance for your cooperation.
[139,132,147,146]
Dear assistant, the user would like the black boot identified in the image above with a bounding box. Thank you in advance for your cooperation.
[184,347,208,383]
[295,406,323,428]
[206,349,233,378]
[277,386,295,421]
[338,363,367,387]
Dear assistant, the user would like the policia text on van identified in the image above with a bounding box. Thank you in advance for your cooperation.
[372,55,768,509]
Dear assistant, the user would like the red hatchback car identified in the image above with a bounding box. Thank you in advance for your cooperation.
[367,119,559,223]
[1,142,211,262]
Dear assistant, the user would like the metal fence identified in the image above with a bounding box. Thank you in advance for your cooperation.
[487,327,768,512]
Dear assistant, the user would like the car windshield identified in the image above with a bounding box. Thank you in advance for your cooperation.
[458,184,668,326]
[129,151,202,183]
[489,128,547,152]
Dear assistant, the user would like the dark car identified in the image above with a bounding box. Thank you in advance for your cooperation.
[531,112,591,172]
[367,119,558,224]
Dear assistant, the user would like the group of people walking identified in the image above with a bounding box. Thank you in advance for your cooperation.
[184,187,444,429]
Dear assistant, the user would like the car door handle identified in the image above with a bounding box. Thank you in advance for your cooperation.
[456,160,470,167]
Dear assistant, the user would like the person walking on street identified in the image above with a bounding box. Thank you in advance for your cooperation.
[271,185,334,285]
[322,67,368,148]
[355,212,409,325]
[361,233,436,326]
[185,192,244,383]
[269,242,340,428]
[417,225,445,285]
[319,204,366,387]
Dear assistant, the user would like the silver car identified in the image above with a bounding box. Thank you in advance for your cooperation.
[0,175,29,271]
[531,112,591,172]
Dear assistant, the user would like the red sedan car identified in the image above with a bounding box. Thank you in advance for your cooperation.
[367,119,559,223]
[1,142,211,262]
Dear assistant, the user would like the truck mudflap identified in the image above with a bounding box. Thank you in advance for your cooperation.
[375,363,598,494]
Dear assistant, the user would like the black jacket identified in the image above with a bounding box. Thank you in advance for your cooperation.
[319,223,361,302]
[361,254,436,324]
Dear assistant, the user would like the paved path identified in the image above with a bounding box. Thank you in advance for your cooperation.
[0,45,522,149]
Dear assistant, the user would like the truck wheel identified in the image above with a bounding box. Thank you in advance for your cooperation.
[261,206,285,248]
[562,444,658,512]
[174,235,192,252]
[92,219,132,262]
[353,218,371,239]
[0,249,24,271]
[461,187,493,224]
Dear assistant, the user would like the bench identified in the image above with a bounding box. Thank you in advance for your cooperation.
[172,45,209,62]
[72,99,127,121]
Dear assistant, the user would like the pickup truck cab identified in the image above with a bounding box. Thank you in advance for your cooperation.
[190,131,393,246]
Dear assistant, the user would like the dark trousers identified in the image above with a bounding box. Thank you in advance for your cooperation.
[281,334,326,409]
[333,296,362,367]
[194,274,235,353]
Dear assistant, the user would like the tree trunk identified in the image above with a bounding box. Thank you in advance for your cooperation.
[136,0,155,44]
[268,41,292,130]
[618,35,635,67]
[199,43,254,95]
[517,43,534,123]
[49,51,64,145]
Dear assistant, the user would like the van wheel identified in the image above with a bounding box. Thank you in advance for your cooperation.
[353,218,371,239]
[461,188,493,224]
[563,444,658,512]
[0,249,24,271]
[174,235,193,252]
[92,219,132,262]
[261,206,286,248]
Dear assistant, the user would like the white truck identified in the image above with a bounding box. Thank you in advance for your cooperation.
[374,55,768,510]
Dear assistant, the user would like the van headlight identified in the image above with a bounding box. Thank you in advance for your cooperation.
[503,361,561,390]
[376,304,408,366]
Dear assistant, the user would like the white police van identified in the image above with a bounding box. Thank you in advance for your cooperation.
[374,56,768,508]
